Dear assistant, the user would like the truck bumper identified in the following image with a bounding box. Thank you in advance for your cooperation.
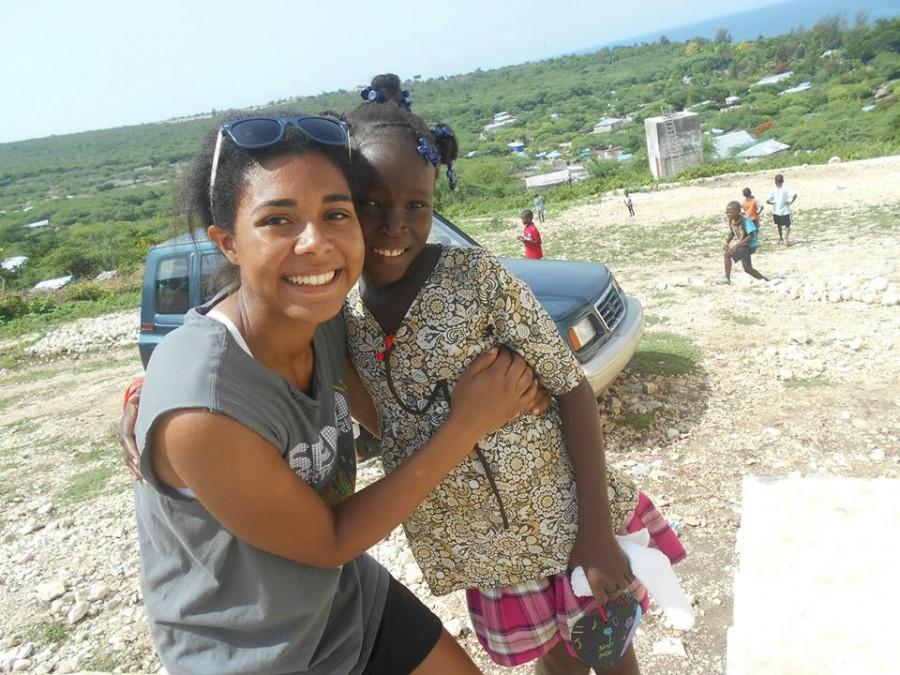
[581,295,644,396]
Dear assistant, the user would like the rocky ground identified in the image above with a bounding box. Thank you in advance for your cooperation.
[1,156,898,674]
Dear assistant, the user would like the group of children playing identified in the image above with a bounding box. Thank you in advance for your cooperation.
[720,174,799,285]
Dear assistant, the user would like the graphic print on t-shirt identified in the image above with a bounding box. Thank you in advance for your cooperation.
[287,389,353,488]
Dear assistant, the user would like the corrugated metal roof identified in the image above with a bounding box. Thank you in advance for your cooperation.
[737,139,790,158]
[713,130,756,158]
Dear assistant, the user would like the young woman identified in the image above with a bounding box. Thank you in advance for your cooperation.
[131,113,543,674]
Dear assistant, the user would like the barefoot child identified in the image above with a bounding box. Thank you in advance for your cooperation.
[720,200,769,284]
[342,74,686,674]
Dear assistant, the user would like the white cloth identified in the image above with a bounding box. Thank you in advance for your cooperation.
[570,529,694,630]
[768,186,797,216]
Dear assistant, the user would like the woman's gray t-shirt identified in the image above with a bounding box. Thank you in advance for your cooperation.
[133,307,389,675]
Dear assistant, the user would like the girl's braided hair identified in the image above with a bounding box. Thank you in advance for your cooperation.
[345,74,459,190]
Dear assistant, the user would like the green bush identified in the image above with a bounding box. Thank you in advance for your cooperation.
[28,295,58,315]
[63,282,111,303]
[0,294,29,323]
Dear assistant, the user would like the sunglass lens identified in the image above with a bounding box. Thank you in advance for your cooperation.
[297,117,348,146]
[228,119,283,149]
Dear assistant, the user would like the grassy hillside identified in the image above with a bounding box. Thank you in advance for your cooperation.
[0,15,898,301]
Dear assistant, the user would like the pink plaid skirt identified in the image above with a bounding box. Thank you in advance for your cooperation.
[466,492,686,666]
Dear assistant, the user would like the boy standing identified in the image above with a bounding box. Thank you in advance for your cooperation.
[518,210,544,259]
[623,190,635,217]
[533,193,545,223]
[766,174,797,245]
[718,200,768,284]
[742,187,763,228]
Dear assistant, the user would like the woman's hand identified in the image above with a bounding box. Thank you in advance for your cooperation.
[451,348,539,438]
[119,390,143,481]
[570,529,635,607]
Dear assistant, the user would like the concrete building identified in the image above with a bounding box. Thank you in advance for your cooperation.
[1,255,29,272]
[644,111,703,179]
[592,117,625,134]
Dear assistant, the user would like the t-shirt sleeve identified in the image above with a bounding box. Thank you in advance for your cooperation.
[474,250,583,395]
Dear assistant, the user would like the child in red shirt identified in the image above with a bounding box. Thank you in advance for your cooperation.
[518,209,543,259]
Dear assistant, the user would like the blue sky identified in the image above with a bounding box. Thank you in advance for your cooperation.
[0,0,780,143]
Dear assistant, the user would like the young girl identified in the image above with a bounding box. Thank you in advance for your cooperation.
[342,74,686,674]
[131,112,544,674]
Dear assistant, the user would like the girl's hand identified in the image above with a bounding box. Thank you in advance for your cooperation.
[451,348,539,438]
[119,390,144,481]
[570,530,635,607]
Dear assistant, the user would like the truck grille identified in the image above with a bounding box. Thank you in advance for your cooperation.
[595,286,626,332]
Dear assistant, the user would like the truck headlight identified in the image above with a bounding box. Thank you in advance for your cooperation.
[567,316,597,351]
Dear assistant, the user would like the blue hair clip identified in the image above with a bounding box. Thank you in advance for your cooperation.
[361,87,385,103]
[400,90,412,110]
[416,136,441,167]
[431,124,454,140]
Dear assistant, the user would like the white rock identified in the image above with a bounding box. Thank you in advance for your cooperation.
[779,368,794,381]
[828,156,842,164]
[36,579,67,603]
[882,288,898,306]
[12,658,33,672]
[666,428,681,441]
[652,637,687,657]
[86,582,110,602]
[870,448,885,462]
[66,600,89,625]
[403,564,422,586]
[789,330,809,344]
[848,338,863,351]
[868,277,889,293]
[643,382,659,395]
[55,657,81,673]
[444,618,464,638]
[827,290,842,303]
[14,643,34,660]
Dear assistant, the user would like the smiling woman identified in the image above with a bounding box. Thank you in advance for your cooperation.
[129,112,543,674]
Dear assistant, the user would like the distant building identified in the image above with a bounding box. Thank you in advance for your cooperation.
[725,96,741,106]
[26,218,50,229]
[779,82,812,96]
[644,111,703,179]
[752,72,794,87]
[508,140,526,153]
[1,255,29,272]
[32,275,73,292]
[592,117,625,134]
[712,130,756,158]
[484,111,519,132]
[599,146,625,160]
[736,139,790,159]
[525,169,571,189]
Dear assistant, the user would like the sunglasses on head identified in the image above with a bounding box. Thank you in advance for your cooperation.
[209,116,351,206]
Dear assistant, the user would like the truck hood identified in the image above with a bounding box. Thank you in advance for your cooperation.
[499,258,612,321]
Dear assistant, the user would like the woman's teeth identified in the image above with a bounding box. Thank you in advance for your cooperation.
[374,248,405,258]
[285,271,336,287]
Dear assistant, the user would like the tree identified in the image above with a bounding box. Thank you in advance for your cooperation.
[659,35,670,45]
[715,28,733,44]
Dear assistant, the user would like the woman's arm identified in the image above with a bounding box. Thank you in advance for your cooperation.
[344,354,379,436]
[150,349,537,568]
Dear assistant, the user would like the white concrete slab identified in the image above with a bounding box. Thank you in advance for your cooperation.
[727,477,900,675]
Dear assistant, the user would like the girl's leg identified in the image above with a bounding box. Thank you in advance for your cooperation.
[741,256,768,281]
[533,641,640,675]
[412,629,482,674]
[534,641,590,675]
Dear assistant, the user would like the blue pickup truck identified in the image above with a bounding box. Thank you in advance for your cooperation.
[138,213,643,395]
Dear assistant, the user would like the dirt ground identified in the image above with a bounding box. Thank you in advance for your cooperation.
[1,156,898,674]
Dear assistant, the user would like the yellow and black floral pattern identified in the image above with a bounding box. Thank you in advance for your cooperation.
[344,246,637,595]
